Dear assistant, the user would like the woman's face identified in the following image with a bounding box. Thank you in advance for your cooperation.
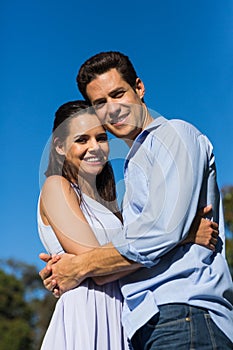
[61,113,109,177]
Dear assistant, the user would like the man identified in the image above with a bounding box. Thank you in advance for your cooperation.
[40,51,233,349]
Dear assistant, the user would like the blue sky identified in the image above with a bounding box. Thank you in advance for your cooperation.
[1,0,233,270]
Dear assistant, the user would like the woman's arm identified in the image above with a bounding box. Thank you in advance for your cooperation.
[40,175,100,255]
[180,205,219,250]
[40,175,140,291]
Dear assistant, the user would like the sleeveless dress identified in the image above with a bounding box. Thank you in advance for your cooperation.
[37,191,129,350]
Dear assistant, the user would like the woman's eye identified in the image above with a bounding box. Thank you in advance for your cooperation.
[97,134,108,142]
[75,138,86,144]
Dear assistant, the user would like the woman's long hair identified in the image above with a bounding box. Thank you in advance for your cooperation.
[45,100,120,216]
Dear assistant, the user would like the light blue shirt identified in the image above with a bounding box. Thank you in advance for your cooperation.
[112,115,233,340]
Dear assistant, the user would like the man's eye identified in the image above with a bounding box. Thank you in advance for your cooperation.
[113,90,125,98]
[94,102,105,110]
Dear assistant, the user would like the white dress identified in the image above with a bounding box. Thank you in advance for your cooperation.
[37,192,129,350]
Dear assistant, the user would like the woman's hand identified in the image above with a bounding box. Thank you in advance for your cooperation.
[39,253,62,297]
[181,205,219,251]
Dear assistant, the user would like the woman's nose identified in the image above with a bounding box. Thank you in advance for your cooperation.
[88,139,100,151]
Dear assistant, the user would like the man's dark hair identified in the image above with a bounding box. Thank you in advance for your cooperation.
[77,51,138,103]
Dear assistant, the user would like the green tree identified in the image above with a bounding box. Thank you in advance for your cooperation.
[0,259,56,350]
[222,186,233,277]
[0,269,33,349]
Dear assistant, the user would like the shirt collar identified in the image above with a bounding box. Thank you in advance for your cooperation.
[124,113,167,170]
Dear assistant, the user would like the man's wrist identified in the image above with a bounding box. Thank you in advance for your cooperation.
[70,243,136,281]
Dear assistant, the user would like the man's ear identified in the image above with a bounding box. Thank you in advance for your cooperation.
[135,78,145,99]
[54,138,66,156]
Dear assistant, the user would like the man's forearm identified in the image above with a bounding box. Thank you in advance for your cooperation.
[48,243,140,295]
[76,242,140,279]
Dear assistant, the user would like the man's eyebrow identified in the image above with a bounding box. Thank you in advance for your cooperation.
[109,87,125,95]
[92,87,125,105]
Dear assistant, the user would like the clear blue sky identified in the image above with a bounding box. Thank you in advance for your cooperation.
[1,0,233,270]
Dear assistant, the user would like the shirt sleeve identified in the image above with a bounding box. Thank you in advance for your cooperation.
[112,120,209,267]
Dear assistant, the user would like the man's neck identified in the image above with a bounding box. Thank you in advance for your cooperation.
[142,106,154,130]
[123,107,154,147]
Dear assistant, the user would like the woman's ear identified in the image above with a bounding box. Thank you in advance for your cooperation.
[54,138,65,156]
[135,78,145,100]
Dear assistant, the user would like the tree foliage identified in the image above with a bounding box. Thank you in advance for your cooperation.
[222,186,233,234]
[222,186,233,276]
[0,259,56,350]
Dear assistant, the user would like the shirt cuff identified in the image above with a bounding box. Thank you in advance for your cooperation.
[112,234,160,268]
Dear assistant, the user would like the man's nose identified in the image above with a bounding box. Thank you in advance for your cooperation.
[106,102,121,119]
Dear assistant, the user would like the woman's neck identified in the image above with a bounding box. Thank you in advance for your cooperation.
[75,175,97,200]
[72,175,123,223]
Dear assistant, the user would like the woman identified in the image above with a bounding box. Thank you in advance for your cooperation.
[38,100,130,349]
[38,100,217,349]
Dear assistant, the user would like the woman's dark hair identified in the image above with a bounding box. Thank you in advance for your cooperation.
[77,51,139,103]
[45,100,119,214]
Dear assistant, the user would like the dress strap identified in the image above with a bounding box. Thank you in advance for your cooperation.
[70,182,81,199]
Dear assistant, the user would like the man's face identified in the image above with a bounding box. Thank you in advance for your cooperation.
[86,68,146,141]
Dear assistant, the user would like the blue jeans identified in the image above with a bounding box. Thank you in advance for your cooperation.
[131,304,233,350]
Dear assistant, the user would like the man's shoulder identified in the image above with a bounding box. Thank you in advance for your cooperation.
[149,117,203,138]
[169,118,201,132]
[145,117,212,157]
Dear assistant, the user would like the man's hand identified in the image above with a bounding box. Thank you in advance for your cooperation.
[39,253,61,278]
[39,243,137,296]
[39,253,84,297]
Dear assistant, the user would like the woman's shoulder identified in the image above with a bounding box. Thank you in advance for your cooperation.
[42,175,70,193]
[41,175,81,206]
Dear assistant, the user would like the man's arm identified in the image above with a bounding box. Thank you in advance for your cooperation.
[112,121,213,266]
[39,205,219,295]
[39,243,140,296]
